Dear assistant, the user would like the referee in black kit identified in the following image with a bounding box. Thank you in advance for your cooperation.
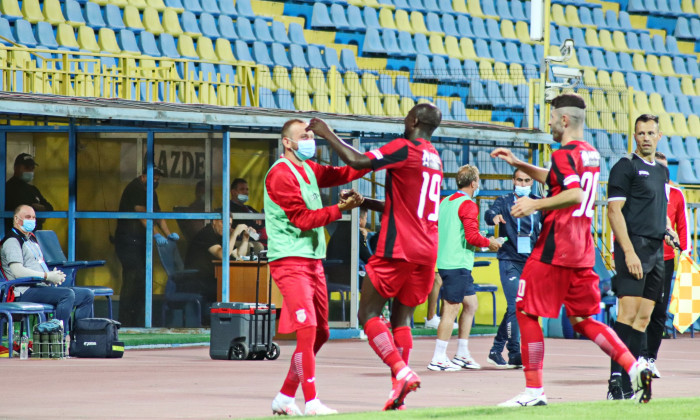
[606,114,680,399]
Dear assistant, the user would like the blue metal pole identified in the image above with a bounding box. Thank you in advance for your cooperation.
[145,131,154,328]
[221,130,231,303]
[0,131,6,230]
[68,120,77,261]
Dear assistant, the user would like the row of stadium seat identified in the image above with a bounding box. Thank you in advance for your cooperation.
[628,0,700,18]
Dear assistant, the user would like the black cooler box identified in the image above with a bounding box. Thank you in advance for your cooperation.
[209,302,279,360]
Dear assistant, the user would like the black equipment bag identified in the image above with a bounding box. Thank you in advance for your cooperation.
[70,318,124,358]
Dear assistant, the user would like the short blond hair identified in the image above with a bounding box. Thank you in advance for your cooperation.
[456,164,479,189]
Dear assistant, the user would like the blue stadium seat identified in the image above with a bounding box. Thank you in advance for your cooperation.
[677,159,700,183]
[651,34,668,55]
[677,95,693,117]
[610,133,627,155]
[426,12,443,34]
[523,64,538,80]
[340,49,361,73]
[663,94,679,113]
[288,22,308,46]
[438,0,456,14]
[118,29,141,54]
[486,18,504,41]
[456,15,474,38]
[626,72,641,91]
[397,31,418,56]
[516,83,529,108]
[590,50,609,71]
[501,83,522,108]
[674,17,693,39]
[14,19,38,47]
[596,132,614,158]
[0,18,16,46]
[592,8,606,28]
[378,74,398,96]
[435,98,453,120]
[363,28,385,54]
[311,3,334,29]
[686,137,700,159]
[628,0,647,13]
[271,21,290,46]
[234,39,254,62]
[414,54,436,81]
[520,44,538,66]
[471,17,488,39]
[670,135,687,157]
[467,80,490,106]
[619,52,635,73]
[347,5,365,31]
[381,29,401,55]
[236,17,257,43]
[432,55,451,82]
[654,75,670,95]
[35,21,59,49]
[85,3,106,29]
[599,156,610,181]
[639,33,655,53]
[139,31,162,56]
[625,32,642,51]
[475,39,492,60]
[363,6,380,29]
[639,73,655,93]
[306,45,326,70]
[259,87,276,108]
[511,0,527,21]
[408,0,428,12]
[414,33,434,56]
[64,0,86,27]
[619,11,644,33]
[604,10,622,30]
[686,57,700,77]
[490,40,507,62]
[450,100,469,122]
[657,136,677,162]
[165,0,185,10]
[254,17,274,44]
[605,51,622,71]
[200,13,220,39]
[690,18,700,39]
[201,0,220,15]
[395,75,415,99]
[579,6,594,27]
[549,24,561,47]
[289,44,309,69]
[237,0,262,20]
[463,59,478,79]
[324,46,344,72]
[535,44,544,63]
[218,15,238,40]
[668,76,683,95]
[271,42,292,69]
[105,4,126,30]
[218,0,237,17]
[441,14,459,37]
[447,56,467,82]
[184,0,203,14]
[486,80,508,108]
[656,0,673,17]
[572,27,588,49]
[158,33,181,58]
[665,36,689,57]
[252,41,274,67]
[330,4,350,30]
[424,0,441,13]
[181,11,202,37]
[557,25,572,43]
[496,0,514,20]
[218,63,235,83]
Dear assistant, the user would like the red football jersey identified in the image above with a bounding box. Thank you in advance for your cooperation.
[530,140,600,268]
[664,185,690,260]
[364,137,443,266]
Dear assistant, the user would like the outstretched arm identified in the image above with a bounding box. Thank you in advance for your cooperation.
[491,148,549,184]
[307,118,372,170]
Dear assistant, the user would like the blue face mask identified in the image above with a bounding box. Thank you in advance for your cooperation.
[292,138,316,161]
[473,188,480,198]
[514,185,532,197]
[21,219,36,232]
[237,194,248,203]
[21,172,34,183]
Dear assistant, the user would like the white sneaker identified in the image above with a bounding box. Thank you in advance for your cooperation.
[271,393,302,416]
[498,390,548,407]
[427,359,461,371]
[304,399,338,416]
[452,355,481,370]
[424,316,440,329]
[629,358,653,403]
[648,358,661,378]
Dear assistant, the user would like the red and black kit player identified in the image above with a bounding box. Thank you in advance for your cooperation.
[490,93,653,407]
[308,103,443,411]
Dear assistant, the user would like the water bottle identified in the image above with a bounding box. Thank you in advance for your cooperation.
[64,334,71,358]
[20,333,29,359]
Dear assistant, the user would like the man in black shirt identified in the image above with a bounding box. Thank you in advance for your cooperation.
[606,114,679,399]
[230,178,265,253]
[115,168,179,327]
[5,153,53,231]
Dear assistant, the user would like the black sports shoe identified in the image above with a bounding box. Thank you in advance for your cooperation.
[508,353,523,369]
[487,351,508,368]
[607,376,634,400]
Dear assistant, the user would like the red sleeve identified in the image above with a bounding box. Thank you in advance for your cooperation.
[673,188,690,253]
[265,164,342,231]
[459,200,490,248]
[307,160,370,188]
[550,148,582,190]
[364,138,410,171]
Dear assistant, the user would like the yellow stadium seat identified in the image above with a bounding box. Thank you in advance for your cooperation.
[257,66,277,91]
[334,94,351,114]
[550,5,568,27]
[612,31,633,53]
[395,10,412,34]
[444,36,463,60]
[411,11,436,36]
[332,72,349,97]
[21,0,43,24]
[143,7,165,35]
[494,61,510,84]
[468,0,498,20]
[586,110,603,130]
[400,96,415,115]
[429,35,447,56]
[91,0,109,5]
[688,114,700,134]
[461,38,491,62]
[599,112,617,132]
[672,113,691,137]
[599,30,616,52]
[479,60,495,80]
[43,0,66,26]
[659,56,676,77]
[273,66,293,92]
[196,36,218,61]
[649,93,666,114]
[515,21,533,44]
[215,38,237,64]
[695,78,700,96]
[597,70,612,88]
[591,89,610,112]
[634,91,652,114]
[77,26,100,53]
[453,0,468,14]
[129,0,148,10]
[583,69,598,88]
[292,68,313,94]
[681,0,694,13]
[607,91,624,112]
[344,71,366,97]
[646,55,663,75]
[146,0,167,12]
[294,91,313,111]
[98,28,121,54]
[163,8,184,36]
[56,23,80,50]
[362,73,382,98]
[659,114,676,136]
[383,95,402,116]
[695,0,700,15]
[109,0,128,7]
[366,96,384,116]
[501,20,517,42]
[576,88,592,108]
[632,53,648,72]
[509,63,526,84]
[585,29,603,50]
[313,93,330,113]
[379,8,397,31]
[177,34,197,59]
[309,68,329,95]
[124,5,146,32]
[681,76,695,96]
[565,5,586,28]
[0,0,22,20]
[611,71,626,88]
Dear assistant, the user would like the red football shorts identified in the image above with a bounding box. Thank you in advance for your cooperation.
[365,256,435,307]
[516,259,600,318]
[270,257,328,334]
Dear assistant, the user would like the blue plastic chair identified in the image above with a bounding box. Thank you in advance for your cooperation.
[363,6,380,29]
[324,46,344,72]
[455,15,474,38]
[218,15,238,41]
[183,0,203,14]
[397,31,418,57]
[450,100,469,122]
[378,74,397,96]
[438,0,456,14]
[85,2,107,29]
[490,40,507,63]
[218,0,237,17]
[236,17,257,43]
[34,21,59,49]
[154,238,203,327]
[414,54,437,81]
[158,33,181,59]
[463,59,478,79]
[605,10,621,30]
[435,98,452,120]
[64,0,86,27]
[118,29,142,55]
[259,86,276,108]
[395,75,415,99]
[346,5,365,31]
[200,0,220,15]
[104,4,126,31]
[426,12,443,34]
[330,4,350,30]
[271,21,290,46]
[486,18,504,41]
[408,0,427,12]
[340,49,361,73]
[442,14,459,37]
[180,11,202,37]
[447,56,466,82]
[381,29,401,55]
[288,44,309,69]
[251,41,273,67]
[0,17,16,46]
[237,0,263,20]
[414,33,433,56]
[689,18,700,39]
[275,89,295,110]
[474,39,492,60]
[674,17,692,39]
[471,17,488,39]
[485,80,507,108]
[685,137,700,159]
[496,0,514,20]
[511,0,527,21]
[579,6,594,27]
[138,31,162,57]
[654,75,670,95]
[363,28,385,55]
[199,12,220,39]
[618,52,634,73]
[288,22,308,46]
[504,42,524,64]
[165,0,185,9]
[678,159,700,183]
[686,57,700,78]
[467,80,490,107]
[306,45,326,71]
[657,136,677,161]
[14,19,38,48]
[311,3,334,29]
[253,17,274,44]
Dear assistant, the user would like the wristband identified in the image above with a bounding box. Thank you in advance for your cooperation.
[43,272,47,280]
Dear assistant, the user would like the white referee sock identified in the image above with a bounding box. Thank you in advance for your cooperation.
[432,339,449,362]
[456,339,470,358]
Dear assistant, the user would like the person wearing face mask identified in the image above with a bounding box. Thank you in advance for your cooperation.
[229,177,266,252]
[5,153,54,232]
[1,205,94,334]
[266,119,367,416]
[114,166,179,327]
[484,168,542,369]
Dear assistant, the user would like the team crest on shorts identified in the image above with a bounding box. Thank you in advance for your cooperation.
[296,309,307,323]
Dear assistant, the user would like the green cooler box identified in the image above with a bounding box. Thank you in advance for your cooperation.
[209,302,280,360]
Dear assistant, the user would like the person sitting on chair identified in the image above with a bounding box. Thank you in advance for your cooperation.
[1,205,94,333]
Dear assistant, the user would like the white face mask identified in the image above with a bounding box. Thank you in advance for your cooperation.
[237,194,248,203]
[514,185,531,197]
[21,172,34,183]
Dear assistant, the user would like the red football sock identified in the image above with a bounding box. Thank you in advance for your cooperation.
[393,326,413,365]
[517,311,544,388]
[279,326,317,402]
[364,317,406,377]
[573,317,636,372]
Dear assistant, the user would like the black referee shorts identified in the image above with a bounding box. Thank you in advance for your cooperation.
[613,235,665,302]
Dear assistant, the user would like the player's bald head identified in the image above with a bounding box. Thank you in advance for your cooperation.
[551,93,586,130]
[411,103,442,131]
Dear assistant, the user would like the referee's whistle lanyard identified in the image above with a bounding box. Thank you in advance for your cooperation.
[514,196,534,237]
[14,228,50,274]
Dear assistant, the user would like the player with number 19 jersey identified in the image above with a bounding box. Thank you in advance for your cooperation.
[364,138,443,267]
[529,140,600,268]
